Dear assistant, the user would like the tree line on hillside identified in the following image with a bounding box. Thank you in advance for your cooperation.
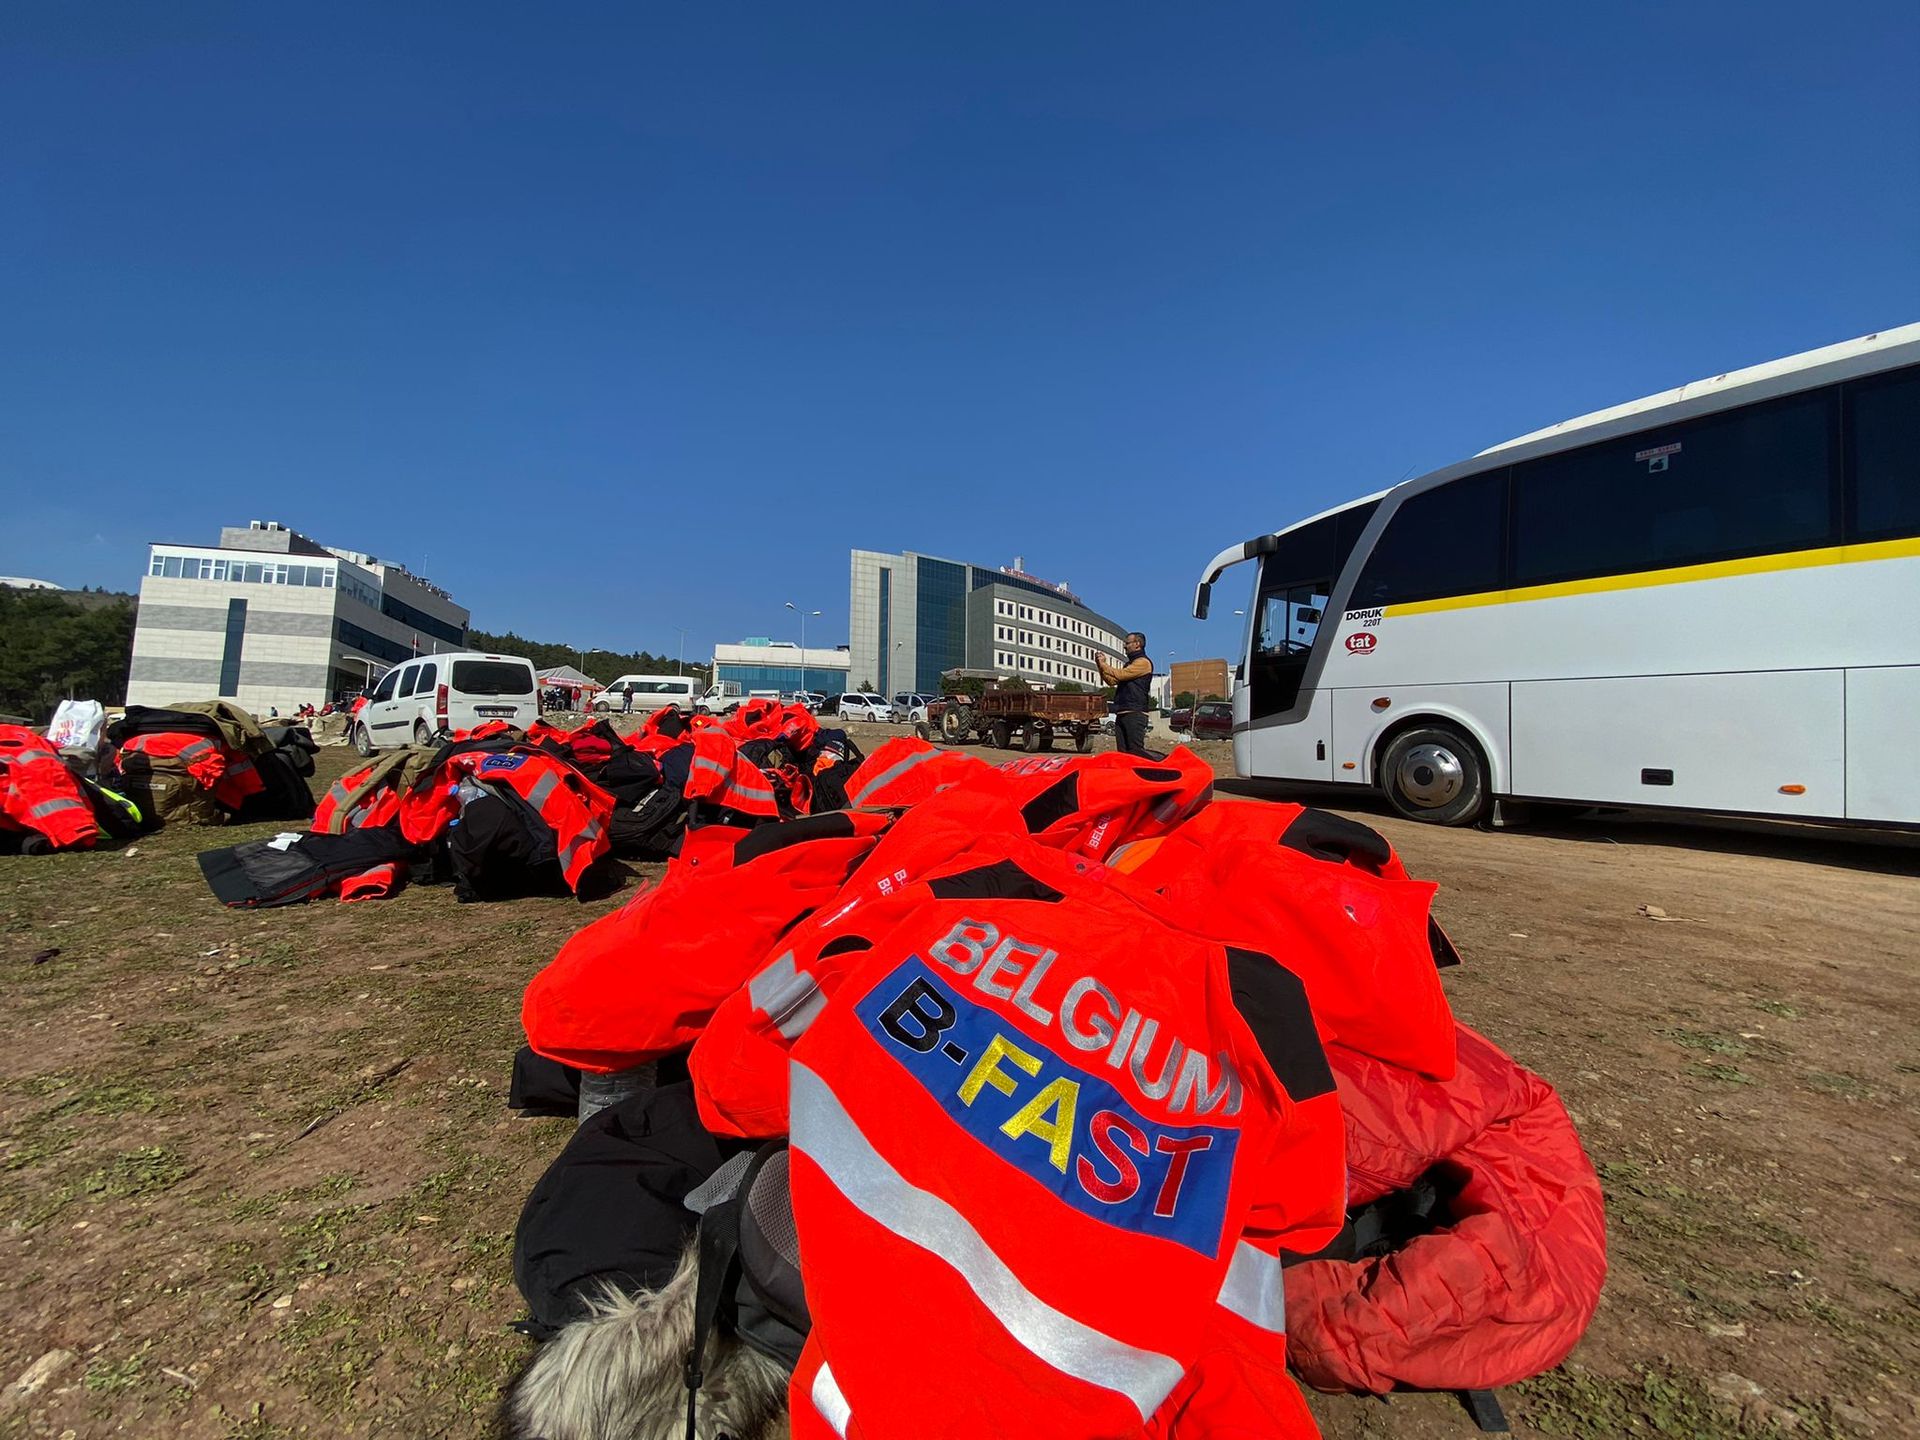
[0,588,137,720]
[463,628,710,686]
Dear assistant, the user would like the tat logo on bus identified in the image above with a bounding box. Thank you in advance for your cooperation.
[1345,633,1377,654]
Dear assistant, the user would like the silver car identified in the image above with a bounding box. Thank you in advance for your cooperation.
[889,691,934,722]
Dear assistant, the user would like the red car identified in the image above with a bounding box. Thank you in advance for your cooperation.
[1189,700,1233,739]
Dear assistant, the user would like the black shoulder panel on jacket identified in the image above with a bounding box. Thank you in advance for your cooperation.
[1019,775,1081,834]
[1278,807,1393,873]
[1224,946,1336,1101]
[927,858,1065,904]
[732,810,859,867]
[818,934,875,959]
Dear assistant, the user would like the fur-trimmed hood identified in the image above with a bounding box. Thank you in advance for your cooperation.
[502,1242,790,1440]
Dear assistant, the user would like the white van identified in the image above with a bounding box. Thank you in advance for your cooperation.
[353,651,537,755]
[832,693,892,723]
[594,674,700,715]
[697,682,741,716]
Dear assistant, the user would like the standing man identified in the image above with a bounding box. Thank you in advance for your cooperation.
[1097,631,1155,756]
[621,681,635,715]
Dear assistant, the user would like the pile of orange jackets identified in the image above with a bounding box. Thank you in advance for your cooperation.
[516,738,1607,1438]
[301,729,614,899]
[0,725,98,852]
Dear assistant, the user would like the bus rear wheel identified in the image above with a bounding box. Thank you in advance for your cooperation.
[1380,724,1487,826]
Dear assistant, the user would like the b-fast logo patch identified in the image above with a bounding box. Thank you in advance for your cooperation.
[478,754,528,772]
[854,959,1235,1256]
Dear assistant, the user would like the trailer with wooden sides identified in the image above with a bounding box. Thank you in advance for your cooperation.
[925,687,1105,752]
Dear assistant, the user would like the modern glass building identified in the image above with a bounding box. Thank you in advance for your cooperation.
[849,550,1128,697]
[127,521,469,713]
[710,640,852,696]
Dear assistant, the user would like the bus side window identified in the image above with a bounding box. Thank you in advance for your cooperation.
[1511,388,1834,586]
[1849,365,1920,542]
[1352,471,1508,608]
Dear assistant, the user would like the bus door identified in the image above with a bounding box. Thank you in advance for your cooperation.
[1244,516,1345,780]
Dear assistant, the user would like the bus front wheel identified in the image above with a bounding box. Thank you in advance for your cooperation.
[1380,724,1487,826]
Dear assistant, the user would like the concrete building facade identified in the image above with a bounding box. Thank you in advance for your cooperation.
[848,550,1127,698]
[1169,657,1231,703]
[127,521,468,714]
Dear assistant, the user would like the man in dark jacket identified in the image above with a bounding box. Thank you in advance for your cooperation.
[1097,630,1154,756]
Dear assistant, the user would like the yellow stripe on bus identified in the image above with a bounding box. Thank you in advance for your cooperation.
[1384,535,1920,618]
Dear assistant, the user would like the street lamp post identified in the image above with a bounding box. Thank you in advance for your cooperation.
[675,627,688,677]
[785,602,821,696]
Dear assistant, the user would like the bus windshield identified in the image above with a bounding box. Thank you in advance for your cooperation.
[1247,501,1377,720]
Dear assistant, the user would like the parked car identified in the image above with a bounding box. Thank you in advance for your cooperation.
[354,651,537,755]
[593,674,699,714]
[792,691,827,712]
[890,691,936,722]
[1168,706,1194,732]
[1189,700,1233,740]
[833,693,892,723]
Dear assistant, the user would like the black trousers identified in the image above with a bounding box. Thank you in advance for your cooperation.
[1114,711,1150,756]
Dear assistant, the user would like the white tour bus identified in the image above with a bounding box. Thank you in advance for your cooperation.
[1193,324,1920,827]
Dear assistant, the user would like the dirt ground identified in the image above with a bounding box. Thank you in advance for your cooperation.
[1,720,1915,1439]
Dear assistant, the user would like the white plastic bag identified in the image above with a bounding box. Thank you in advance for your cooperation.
[47,699,106,752]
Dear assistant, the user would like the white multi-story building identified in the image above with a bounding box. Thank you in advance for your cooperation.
[849,550,1128,697]
[126,520,468,714]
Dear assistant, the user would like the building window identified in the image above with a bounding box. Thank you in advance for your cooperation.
[381,593,465,647]
[878,566,891,698]
[915,556,968,692]
[219,598,247,696]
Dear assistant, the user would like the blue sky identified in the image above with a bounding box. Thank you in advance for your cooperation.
[4,3,1915,668]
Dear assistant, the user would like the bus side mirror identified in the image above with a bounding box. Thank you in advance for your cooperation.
[1193,581,1212,620]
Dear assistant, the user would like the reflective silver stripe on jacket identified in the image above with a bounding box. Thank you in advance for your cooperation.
[811,1360,852,1438]
[721,771,775,806]
[28,798,85,819]
[848,746,942,807]
[524,770,561,811]
[1215,1241,1286,1333]
[323,780,353,815]
[693,753,776,807]
[747,951,826,1040]
[789,1061,1184,1420]
[556,819,604,878]
[178,739,218,761]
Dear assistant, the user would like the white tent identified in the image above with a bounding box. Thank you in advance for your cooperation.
[536,664,602,691]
